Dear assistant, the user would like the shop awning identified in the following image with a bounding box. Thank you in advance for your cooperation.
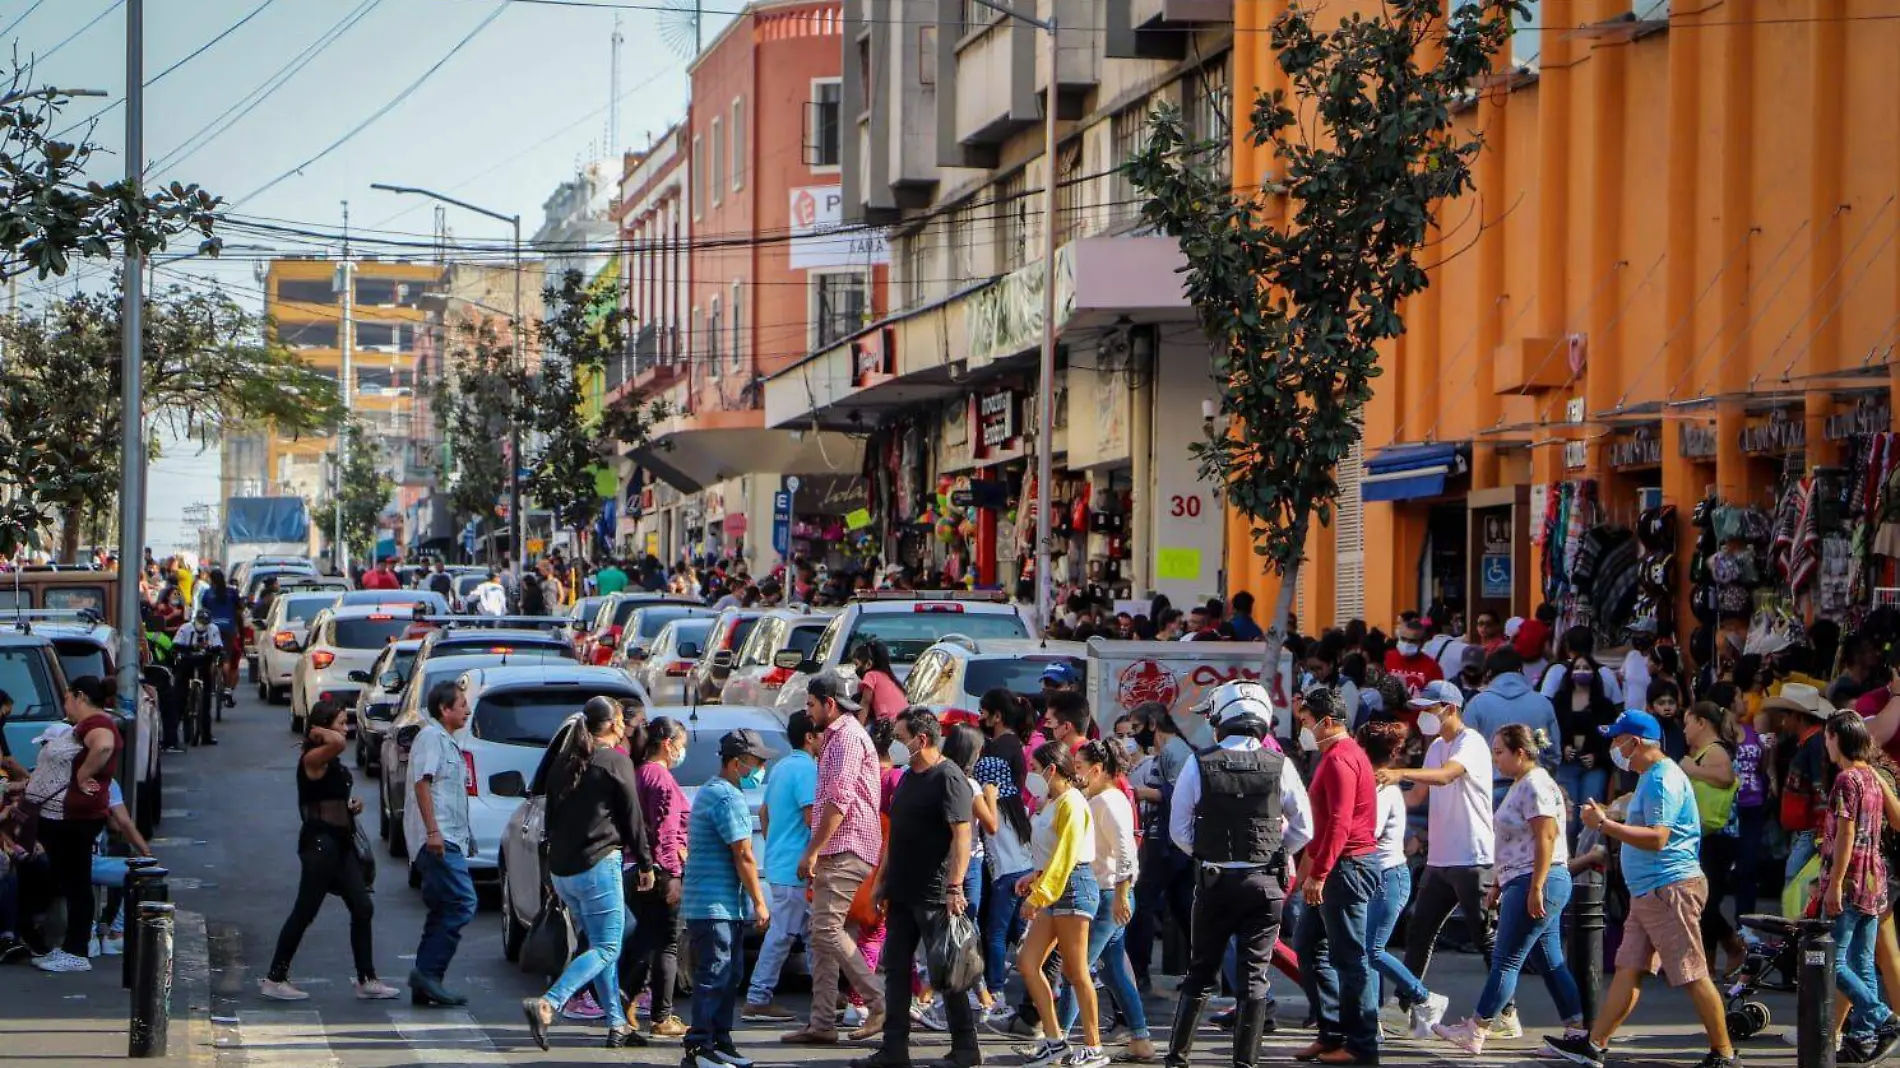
[1362,443,1468,502]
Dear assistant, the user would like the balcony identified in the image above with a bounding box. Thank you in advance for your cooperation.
[1106,0,1231,59]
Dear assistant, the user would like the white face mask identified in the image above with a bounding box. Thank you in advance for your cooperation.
[1611,744,1633,772]
[1298,726,1319,752]
[888,741,912,766]
[1023,772,1050,801]
[1396,641,1421,658]
[1416,711,1442,738]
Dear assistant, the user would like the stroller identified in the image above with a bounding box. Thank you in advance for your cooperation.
[1722,913,1827,1040]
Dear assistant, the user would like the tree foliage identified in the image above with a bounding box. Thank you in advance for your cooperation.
[434,317,515,561]
[1126,0,1518,665]
[311,421,395,563]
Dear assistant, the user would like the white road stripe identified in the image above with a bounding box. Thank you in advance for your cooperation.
[386,1008,509,1065]
[230,1009,338,1068]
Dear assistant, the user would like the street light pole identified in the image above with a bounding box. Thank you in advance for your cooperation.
[966,0,1059,636]
[368,184,525,580]
[114,0,144,726]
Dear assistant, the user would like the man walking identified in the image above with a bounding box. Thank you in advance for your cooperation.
[681,730,775,1068]
[405,680,478,1006]
[783,672,887,1045]
[1549,711,1738,1068]
[743,711,822,1022]
[854,709,980,1068]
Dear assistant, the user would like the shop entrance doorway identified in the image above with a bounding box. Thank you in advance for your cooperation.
[1418,503,1469,624]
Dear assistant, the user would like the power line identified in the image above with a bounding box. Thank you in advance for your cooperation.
[230,1,509,207]
[0,0,52,42]
[37,0,123,64]
[52,0,286,141]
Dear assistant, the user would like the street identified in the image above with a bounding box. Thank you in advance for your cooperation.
[0,685,1810,1068]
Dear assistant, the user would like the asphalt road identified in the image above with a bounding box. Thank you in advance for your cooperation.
[3,682,1815,1067]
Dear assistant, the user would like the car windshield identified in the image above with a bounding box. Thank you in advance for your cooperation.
[331,617,413,649]
[639,608,703,640]
[0,646,58,720]
[850,612,1029,663]
[385,649,419,681]
[472,689,636,747]
[44,587,108,617]
[611,599,650,628]
[722,617,760,655]
[673,728,790,787]
[666,620,715,653]
[964,657,1086,697]
[573,598,604,622]
[281,595,333,625]
[52,640,107,684]
[430,640,574,663]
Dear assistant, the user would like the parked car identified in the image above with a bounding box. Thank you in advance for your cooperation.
[411,622,577,673]
[332,589,449,614]
[610,605,717,674]
[629,617,717,705]
[376,652,515,857]
[287,605,417,731]
[903,637,1088,726]
[495,702,784,964]
[770,591,1032,718]
[380,663,651,889]
[559,596,607,651]
[719,608,835,708]
[254,589,351,703]
[450,573,488,613]
[352,639,423,772]
[578,594,700,665]
[687,608,765,704]
[247,575,351,679]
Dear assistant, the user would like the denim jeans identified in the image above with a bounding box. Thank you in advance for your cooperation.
[1733,804,1769,917]
[1366,862,1429,1006]
[687,919,746,1051]
[1834,906,1895,1042]
[1476,869,1582,1022]
[544,855,627,1028]
[745,883,811,1005]
[984,869,1030,994]
[1057,888,1151,1038]
[1294,854,1379,1060]
[414,844,477,979]
[1786,829,1819,882]
[1556,763,1610,837]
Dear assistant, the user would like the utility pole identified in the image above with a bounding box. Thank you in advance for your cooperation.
[336,202,356,576]
[114,0,145,728]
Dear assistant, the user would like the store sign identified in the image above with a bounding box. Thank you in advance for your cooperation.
[853,327,895,386]
[967,245,1077,367]
[1680,423,1718,459]
[1740,408,1805,455]
[979,390,1018,449]
[1562,440,1587,470]
[1609,427,1663,469]
[1826,398,1891,441]
[788,186,891,271]
[771,492,791,556]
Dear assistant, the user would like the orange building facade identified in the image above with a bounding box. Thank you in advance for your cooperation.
[1228,0,1900,638]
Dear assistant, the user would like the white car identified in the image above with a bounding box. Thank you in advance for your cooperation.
[903,637,1088,726]
[255,590,354,705]
[629,617,717,705]
[288,605,418,731]
[352,639,424,773]
[719,608,836,707]
[770,591,1033,718]
[495,702,783,963]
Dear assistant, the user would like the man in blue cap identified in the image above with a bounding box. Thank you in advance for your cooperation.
[1547,710,1736,1068]
[1039,661,1081,697]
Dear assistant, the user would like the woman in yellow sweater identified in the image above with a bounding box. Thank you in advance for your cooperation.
[1014,742,1105,1068]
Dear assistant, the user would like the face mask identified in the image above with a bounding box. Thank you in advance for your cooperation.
[1135,729,1156,753]
[1416,711,1442,738]
[740,767,764,790]
[1023,772,1050,801]
[888,741,912,766]
[1610,745,1632,772]
[1298,726,1319,752]
[1397,642,1420,657]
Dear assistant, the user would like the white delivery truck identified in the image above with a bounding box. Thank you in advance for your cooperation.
[1084,636,1297,749]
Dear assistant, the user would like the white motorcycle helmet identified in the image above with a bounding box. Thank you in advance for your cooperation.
[1191,680,1277,739]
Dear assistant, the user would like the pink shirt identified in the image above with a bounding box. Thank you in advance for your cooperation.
[814,713,883,866]
[860,670,908,722]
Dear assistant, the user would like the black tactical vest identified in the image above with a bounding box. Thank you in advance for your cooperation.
[1191,746,1286,865]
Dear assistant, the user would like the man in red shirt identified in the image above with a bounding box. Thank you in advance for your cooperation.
[1290,689,1382,1066]
[1383,618,1443,697]
[361,559,401,591]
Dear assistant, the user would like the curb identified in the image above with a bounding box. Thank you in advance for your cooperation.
[171,908,212,1068]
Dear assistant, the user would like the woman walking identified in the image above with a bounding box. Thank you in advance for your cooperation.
[1433,725,1585,1054]
[1681,701,1745,973]
[25,676,122,974]
[522,696,654,1050]
[261,699,398,1000]
[1051,739,1154,1062]
[1014,742,1106,1068]
[1820,711,1900,1063]
[973,689,1036,1019]
[1356,720,1441,1030]
[624,715,690,1038]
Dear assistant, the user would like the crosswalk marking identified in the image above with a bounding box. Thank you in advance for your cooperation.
[227,1010,338,1068]
[218,1007,512,1068]
[388,1009,509,1065]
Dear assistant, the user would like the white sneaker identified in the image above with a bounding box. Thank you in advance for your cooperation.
[32,950,91,973]
[1487,1006,1523,1039]
[354,978,400,1000]
[842,1004,868,1029]
[1433,1017,1487,1055]
[917,1002,950,1032]
[1023,1039,1071,1068]
[100,933,124,957]
[1065,1047,1110,1068]
[1408,992,1449,1040]
[259,979,309,1001]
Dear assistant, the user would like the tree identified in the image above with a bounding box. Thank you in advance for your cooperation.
[517,270,668,550]
[434,317,516,564]
[311,421,395,562]
[1127,0,1519,669]
[0,282,345,559]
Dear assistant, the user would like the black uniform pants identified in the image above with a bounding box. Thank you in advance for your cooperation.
[1402,864,1495,984]
[880,903,979,1059]
[1179,864,1285,1004]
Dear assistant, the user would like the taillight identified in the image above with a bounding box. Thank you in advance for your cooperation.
[762,666,792,688]
[462,751,477,796]
[666,661,693,676]
[273,630,297,650]
[942,708,979,727]
[311,650,335,669]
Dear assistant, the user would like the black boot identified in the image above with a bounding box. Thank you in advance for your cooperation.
[1164,993,1211,1068]
[1231,1000,1271,1068]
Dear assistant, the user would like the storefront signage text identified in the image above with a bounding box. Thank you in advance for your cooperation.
[1609,427,1663,469]
[1562,441,1587,470]
[853,327,894,386]
[1740,409,1805,455]
[1680,424,1718,459]
[1825,399,1891,441]
[979,390,1018,448]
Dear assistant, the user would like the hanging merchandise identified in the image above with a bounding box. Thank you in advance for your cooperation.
[1743,599,1806,658]
[1629,504,1678,637]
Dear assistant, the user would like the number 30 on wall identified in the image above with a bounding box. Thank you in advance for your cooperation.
[1169,495,1203,520]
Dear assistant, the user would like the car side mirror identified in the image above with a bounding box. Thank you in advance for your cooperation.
[679,642,702,659]
[488,770,527,798]
[711,650,735,670]
[772,650,804,670]
[346,670,372,684]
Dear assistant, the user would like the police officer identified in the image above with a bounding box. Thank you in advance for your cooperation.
[1164,681,1313,1068]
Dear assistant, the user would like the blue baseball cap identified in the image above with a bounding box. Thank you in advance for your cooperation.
[1599,709,1663,743]
[1040,661,1081,687]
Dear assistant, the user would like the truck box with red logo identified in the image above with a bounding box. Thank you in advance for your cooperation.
[1083,637,1296,749]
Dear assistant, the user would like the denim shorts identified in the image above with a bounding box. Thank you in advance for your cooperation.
[1048,865,1100,918]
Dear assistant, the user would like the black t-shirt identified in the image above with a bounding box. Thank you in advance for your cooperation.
[883,759,973,905]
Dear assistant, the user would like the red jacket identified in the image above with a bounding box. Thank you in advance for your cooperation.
[1306,736,1378,882]
[361,568,401,591]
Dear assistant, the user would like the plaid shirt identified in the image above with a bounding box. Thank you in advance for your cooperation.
[813,714,882,866]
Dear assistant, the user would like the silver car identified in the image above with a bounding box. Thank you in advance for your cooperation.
[719,608,835,708]
[630,617,717,705]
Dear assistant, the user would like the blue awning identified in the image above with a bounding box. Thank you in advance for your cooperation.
[1362,443,1467,503]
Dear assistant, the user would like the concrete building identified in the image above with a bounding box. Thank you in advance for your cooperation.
[533,162,619,295]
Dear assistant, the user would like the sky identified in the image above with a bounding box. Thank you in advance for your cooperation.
[9,0,731,553]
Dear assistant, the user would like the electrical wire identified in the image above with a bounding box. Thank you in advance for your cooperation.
[52,0,286,141]
[36,0,123,64]
[0,0,51,42]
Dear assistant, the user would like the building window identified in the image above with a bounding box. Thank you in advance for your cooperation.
[692,136,705,218]
[1185,57,1231,180]
[812,271,867,349]
[730,281,743,370]
[356,322,397,350]
[1054,140,1084,247]
[708,296,722,375]
[1111,105,1146,226]
[692,305,704,375]
[277,278,335,305]
[710,117,724,206]
[808,79,842,169]
[280,321,339,349]
[952,203,979,281]
[731,98,745,191]
[905,232,930,307]
[996,170,1028,273]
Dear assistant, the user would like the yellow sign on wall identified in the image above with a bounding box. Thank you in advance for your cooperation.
[1156,547,1202,582]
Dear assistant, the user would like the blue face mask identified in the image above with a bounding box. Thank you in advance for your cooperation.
[739,767,765,790]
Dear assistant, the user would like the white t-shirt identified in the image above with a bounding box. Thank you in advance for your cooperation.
[986,811,1034,878]
[1374,783,1408,871]
[1088,788,1139,887]
[1621,651,1651,708]
[1424,727,1495,867]
[1494,767,1570,885]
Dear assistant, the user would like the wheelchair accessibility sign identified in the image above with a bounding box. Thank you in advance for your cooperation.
[1481,554,1512,599]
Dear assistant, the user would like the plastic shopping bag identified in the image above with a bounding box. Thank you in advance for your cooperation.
[925,911,985,994]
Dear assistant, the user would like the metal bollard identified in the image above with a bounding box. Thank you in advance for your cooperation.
[122,865,169,990]
[1796,923,1837,1068]
[127,901,175,1059]
[1564,877,1606,1028]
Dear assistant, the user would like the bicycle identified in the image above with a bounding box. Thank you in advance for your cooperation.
[175,647,217,747]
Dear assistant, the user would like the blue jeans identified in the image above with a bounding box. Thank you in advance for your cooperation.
[687,919,745,1051]
[1366,863,1429,1006]
[1834,906,1894,1042]
[1733,804,1768,917]
[1295,854,1380,1060]
[414,845,477,979]
[1786,829,1819,881]
[1556,763,1610,836]
[1477,869,1582,1022]
[1057,888,1151,1038]
[544,855,628,1028]
[984,870,1029,994]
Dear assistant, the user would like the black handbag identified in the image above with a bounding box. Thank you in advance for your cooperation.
[351,819,377,889]
[520,888,574,977]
